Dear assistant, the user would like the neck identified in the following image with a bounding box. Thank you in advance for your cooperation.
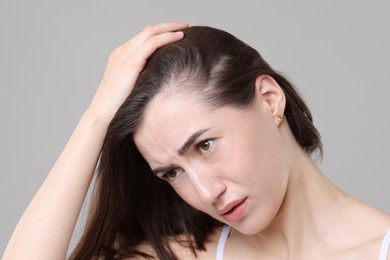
[228,125,390,258]
[234,146,351,257]
[265,151,348,250]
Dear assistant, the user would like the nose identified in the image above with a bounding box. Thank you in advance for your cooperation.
[186,166,226,205]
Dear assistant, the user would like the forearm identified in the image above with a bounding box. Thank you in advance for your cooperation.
[3,109,110,260]
[3,22,188,260]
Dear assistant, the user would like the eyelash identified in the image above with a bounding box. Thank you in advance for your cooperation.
[194,138,215,154]
[160,168,183,182]
[159,138,216,182]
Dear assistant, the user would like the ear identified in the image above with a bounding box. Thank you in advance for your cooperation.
[254,75,286,126]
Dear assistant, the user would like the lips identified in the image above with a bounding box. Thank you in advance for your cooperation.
[218,197,247,222]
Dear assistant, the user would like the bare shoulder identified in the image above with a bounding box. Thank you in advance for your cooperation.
[125,228,222,260]
[338,202,390,259]
[337,231,390,260]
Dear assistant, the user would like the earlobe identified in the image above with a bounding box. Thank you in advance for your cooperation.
[255,75,286,126]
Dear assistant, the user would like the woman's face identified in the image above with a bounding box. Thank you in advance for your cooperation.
[134,88,291,234]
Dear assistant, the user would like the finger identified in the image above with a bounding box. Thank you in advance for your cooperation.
[140,31,185,58]
[141,21,189,36]
[127,22,189,47]
[120,31,185,75]
[99,23,187,94]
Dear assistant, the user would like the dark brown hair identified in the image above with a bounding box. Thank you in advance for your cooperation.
[70,26,322,260]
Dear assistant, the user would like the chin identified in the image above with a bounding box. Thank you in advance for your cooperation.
[233,222,268,235]
[232,209,277,235]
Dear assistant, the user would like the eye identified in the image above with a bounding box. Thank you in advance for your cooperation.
[196,139,215,153]
[161,168,183,182]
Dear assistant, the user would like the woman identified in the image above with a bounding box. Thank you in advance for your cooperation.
[3,22,390,260]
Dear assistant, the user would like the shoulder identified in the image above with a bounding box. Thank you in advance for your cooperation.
[340,231,390,260]
[340,205,390,259]
[322,198,390,259]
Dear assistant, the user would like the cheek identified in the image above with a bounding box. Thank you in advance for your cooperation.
[250,148,289,201]
[170,181,202,210]
[227,127,289,196]
[233,145,289,233]
[171,180,219,217]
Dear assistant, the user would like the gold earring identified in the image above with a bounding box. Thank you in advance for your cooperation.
[277,115,283,121]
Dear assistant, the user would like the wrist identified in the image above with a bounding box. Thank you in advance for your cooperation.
[80,106,115,131]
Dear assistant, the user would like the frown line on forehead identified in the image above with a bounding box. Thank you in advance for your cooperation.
[150,128,211,175]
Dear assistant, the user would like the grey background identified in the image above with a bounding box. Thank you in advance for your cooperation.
[1,0,389,255]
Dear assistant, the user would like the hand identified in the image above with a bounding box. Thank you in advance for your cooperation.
[88,22,188,121]
[3,22,191,260]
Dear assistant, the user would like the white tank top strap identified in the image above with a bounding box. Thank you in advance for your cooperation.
[215,226,390,260]
[216,225,231,260]
[378,227,390,260]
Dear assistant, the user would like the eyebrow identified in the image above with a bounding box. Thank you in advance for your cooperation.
[151,128,211,175]
[177,128,211,156]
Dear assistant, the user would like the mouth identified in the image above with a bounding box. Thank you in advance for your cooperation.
[218,197,247,222]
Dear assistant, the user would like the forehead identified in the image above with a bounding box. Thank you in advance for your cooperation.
[133,90,230,164]
[134,91,209,146]
[146,89,206,122]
